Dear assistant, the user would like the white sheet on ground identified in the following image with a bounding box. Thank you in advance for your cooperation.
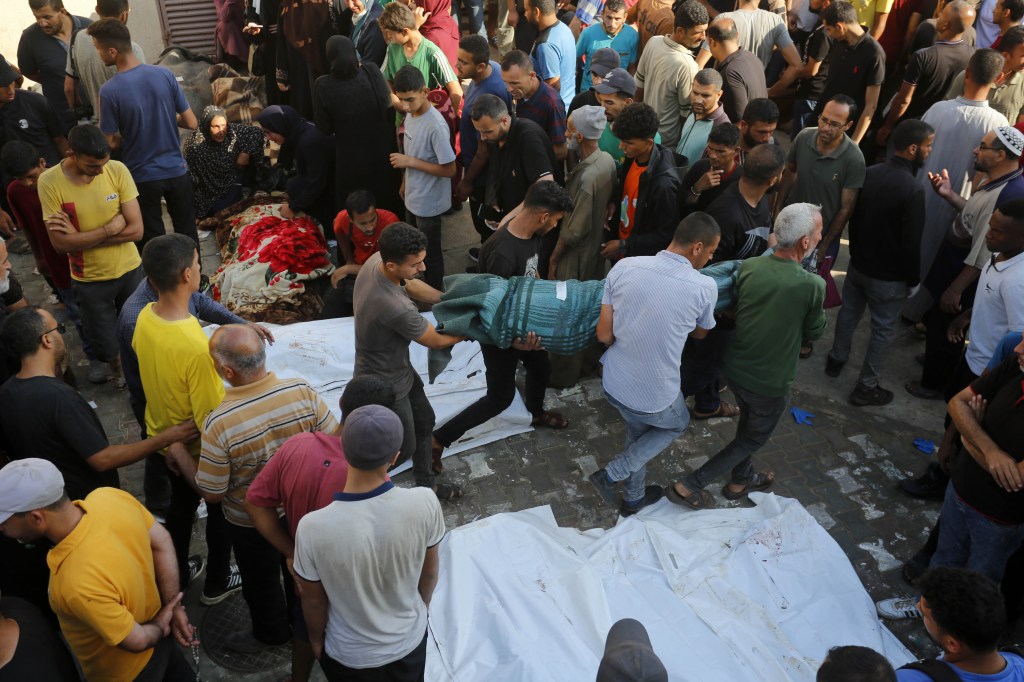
[204,315,532,470]
[425,494,913,681]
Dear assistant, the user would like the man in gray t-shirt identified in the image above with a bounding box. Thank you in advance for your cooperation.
[352,224,464,499]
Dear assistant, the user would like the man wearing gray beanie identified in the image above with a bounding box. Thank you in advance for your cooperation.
[292,405,446,680]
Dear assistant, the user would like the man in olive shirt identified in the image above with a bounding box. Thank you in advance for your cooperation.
[668,204,826,510]
[946,26,1024,123]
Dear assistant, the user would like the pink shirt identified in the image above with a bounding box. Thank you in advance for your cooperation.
[245,431,350,539]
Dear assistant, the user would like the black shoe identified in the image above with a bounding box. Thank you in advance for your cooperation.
[824,355,845,378]
[200,564,242,605]
[849,384,894,406]
[186,555,206,586]
[468,247,480,262]
[589,468,618,506]
[897,462,948,500]
[620,485,664,517]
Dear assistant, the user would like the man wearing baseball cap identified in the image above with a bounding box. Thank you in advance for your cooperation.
[293,405,445,679]
[0,458,197,680]
[576,1,639,94]
[594,68,652,169]
[569,47,621,116]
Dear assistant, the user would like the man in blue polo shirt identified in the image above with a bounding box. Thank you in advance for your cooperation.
[89,19,200,251]
[455,35,513,254]
[525,0,576,109]
[575,0,639,93]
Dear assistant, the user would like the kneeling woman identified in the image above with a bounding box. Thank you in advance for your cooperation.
[184,106,267,219]
[254,105,336,228]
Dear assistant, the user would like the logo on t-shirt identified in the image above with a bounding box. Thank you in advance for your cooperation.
[105,193,119,202]
[17,119,28,130]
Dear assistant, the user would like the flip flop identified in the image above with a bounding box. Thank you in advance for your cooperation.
[722,471,774,500]
[666,484,716,510]
[693,401,740,420]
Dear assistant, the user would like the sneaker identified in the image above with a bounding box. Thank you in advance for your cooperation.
[588,468,618,506]
[186,555,206,586]
[824,355,844,378]
[620,485,664,517]
[468,247,480,262]
[849,384,894,407]
[87,359,108,384]
[875,596,922,620]
[201,564,242,605]
[897,462,949,500]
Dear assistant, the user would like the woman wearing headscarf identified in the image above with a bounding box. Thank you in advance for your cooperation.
[330,0,387,67]
[184,106,267,219]
[314,36,403,217]
[414,0,459,69]
[254,105,336,228]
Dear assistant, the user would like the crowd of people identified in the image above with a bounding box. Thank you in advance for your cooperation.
[0,0,1023,678]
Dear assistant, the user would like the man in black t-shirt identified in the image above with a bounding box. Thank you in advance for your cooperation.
[791,0,833,137]
[0,306,197,501]
[705,143,784,262]
[680,123,742,216]
[432,182,574,457]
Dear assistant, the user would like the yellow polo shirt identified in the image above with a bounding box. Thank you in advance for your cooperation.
[47,488,161,681]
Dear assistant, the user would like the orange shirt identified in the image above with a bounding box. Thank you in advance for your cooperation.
[619,160,645,241]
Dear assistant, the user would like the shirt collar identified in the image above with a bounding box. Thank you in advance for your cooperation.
[46,500,90,574]
[224,371,279,398]
[657,250,694,268]
[333,481,394,502]
[954,96,990,108]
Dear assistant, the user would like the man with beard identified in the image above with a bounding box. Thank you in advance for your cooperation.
[594,68,643,170]
[17,0,90,131]
[945,26,1024,126]
[680,122,742,214]
[825,119,933,407]
[674,69,729,166]
[737,98,779,163]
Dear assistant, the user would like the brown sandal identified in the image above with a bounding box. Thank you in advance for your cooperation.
[666,484,716,510]
[531,411,569,429]
[693,401,740,420]
[722,471,774,500]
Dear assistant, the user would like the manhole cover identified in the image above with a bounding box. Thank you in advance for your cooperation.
[201,592,291,673]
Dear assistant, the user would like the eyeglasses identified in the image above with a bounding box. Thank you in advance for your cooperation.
[977,144,1003,152]
[818,115,848,130]
[40,322,66,340]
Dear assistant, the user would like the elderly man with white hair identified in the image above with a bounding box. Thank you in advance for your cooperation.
[668,203,827,510]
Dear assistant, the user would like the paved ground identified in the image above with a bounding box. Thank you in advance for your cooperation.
[9,203,963,680]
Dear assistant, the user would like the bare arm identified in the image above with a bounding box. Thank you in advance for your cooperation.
[851,84,880,144]
[298,577,330,659]
[695,49,712,68]
[47,210,127,254]
[63,75,77,109]
[415,324,465,349]
[404,277,443,304]
[87,421,198,472]
[178,108,198,130]
[877,82,916,143]
[767,45,803,96]
[390,155,457,178]
[245,502,296,559]
[596,303,614,345]
[818,187,858,259]
[446,81,463,115]
[418,545,440,606]
[949,387,1024,491]
[690,326,709,340]
[871,11,889,39]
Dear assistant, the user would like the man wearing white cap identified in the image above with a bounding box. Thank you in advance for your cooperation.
[0,458,197,681]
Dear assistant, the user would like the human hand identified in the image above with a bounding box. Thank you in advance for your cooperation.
[600,240,621,259]
[455,179,472,203]
[413,6,431,28]
[152,592,183,638]
[279,205,295,219]
[243,22,262,35]
[984,446,1024,492]
[928,169,952,199]
[249,323,275,344]
[277,81,290,92]
[331,264,360,287]
[164,442,191,477]
[694,169,722,193]
[939,286,961,314]
[814,240,830,265]
[170,599,196,647]
[163,420,200,446]
[0,209,14,238]
[511,331,543,351]
[390,153,414,169]
[969,394,987,423]
[547,258,559,279]
[946,315,970,344]
[45,211,76,234]
[236,152,251,168]
[507,6,519,27]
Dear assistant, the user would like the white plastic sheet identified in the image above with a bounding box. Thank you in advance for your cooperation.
[205,315,532,469]
[425,494,914,681]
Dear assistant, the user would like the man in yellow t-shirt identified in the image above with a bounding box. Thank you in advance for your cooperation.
[0,458,197,681]
[133,233,233,595]
[37,123,143,386]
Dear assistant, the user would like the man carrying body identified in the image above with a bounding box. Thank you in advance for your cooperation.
[37,123,143,386]
[669,204,826,509]
[708,18,768,124]
[634,1,709,149]
[816,1,887,144]
[63,0,144,125]
[294,405,445,680]
[674,68,729,166]
[352,223,465,500]
[589,213,720,516]
[876,0,976,145]
[432,181,573,461]
[17,0,90,131]
[0,458,197,681]
[602,103,680,261]
[89,19,200,250]
[826,119,932,406]
[168,325,338,653]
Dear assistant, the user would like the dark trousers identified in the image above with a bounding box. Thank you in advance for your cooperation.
[132,635,194,681]
[136,173,200,251]
[469,187,493,244]
[130,396,172,516]
[920,240,975,390]
[165,470,232,591]
[434,344,549,447]
[406,212,444,291]
[680,325,733,414]
[684,382,788,491]
[225,523,291,645]
[320,630,428,682]
[392,375,436,488]
[73,266,144,362]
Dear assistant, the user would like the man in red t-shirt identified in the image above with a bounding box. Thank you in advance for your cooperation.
[326,190,400,318]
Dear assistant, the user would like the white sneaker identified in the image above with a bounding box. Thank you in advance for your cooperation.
[876,596,922,620]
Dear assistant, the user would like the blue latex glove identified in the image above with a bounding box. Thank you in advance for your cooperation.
[913,438,937,454]
[791,407,815,425]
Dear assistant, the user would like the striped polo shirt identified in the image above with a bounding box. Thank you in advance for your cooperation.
[601,251,718,413]
[197,372,340,526]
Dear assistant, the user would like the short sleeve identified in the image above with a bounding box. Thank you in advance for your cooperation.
[16,34,37,78]
[843,155,867,190]
[246,445,286,508]
[807,31,830,62]
[293,516,321,581]
[576,30,590,61]
[429,48,458,88]
[625,28,639,66]
[39,98,65,141]
[37,170,63,219]
[334,212,351,240]
[970,355,1016,399]
[385,307,430,342]
[424,493,446,546]
[196,427,231,495]
[311,390,341,433]
[903,51,924,85]
[111,162,140,204]
[635,46,649,87]
[430,118,457,165]
[167,70,190,114]
[534,43,560,81]
[520,128,554,183]
[770,22,794,50]
[98,86,119,135]
[876,0,895,13]
[870,46,886,85]
[64,591,136,647]
[601,266,617,305]
[185,353,225,428]
[54,393,109,461]
[697,278,718,330]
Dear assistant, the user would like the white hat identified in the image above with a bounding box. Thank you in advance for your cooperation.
[995,126,1024,158]
[0,459,65,523]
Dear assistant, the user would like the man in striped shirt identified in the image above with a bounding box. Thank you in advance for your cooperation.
[173,324,339,654]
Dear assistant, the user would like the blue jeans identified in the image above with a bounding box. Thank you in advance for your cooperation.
[828,264,908,389]
[605,391,689,503]
[684,382,788,491]
[930,482,1024,584]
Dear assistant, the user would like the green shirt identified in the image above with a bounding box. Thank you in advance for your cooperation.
[600,126,662,169]
[382,36,457,90]
[785,128,865,229]
[724,255,827,397]
[946,70,1024,123]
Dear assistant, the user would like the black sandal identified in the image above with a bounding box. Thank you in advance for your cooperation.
[666,484,716,510]
[722,471,774,500]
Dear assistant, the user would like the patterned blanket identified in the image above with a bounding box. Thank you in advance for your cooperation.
[210,202,334,324]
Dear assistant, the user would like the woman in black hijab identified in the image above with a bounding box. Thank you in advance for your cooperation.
[184,106,266,219]
[313,36,402,217]
[254,104,336,229]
